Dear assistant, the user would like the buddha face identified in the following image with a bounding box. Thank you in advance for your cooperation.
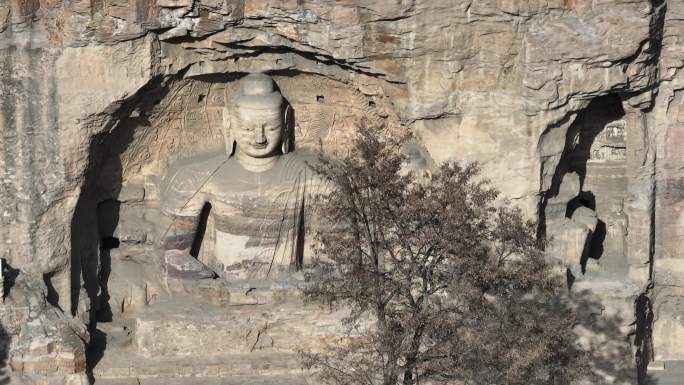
[231,105,284,158]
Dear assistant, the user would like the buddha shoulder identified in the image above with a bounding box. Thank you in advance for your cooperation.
[160,152,227,198]
[277,152,316,182]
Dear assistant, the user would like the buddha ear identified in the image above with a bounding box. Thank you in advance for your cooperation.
[282,104,292,154]
[222,107,235,157]
[283,103,290,125]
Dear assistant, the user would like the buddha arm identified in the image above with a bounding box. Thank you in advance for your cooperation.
[158,194,207,252]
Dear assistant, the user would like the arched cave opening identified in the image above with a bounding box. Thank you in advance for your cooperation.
[545,94,628,278]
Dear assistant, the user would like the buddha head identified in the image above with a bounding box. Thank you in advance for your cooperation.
[224,73,291,160]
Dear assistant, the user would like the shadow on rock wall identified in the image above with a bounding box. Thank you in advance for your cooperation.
[634,293,655,385]
[68,77,175,383]
[0,322,9,385]
[569,288,655,385]
[67,75,171,340]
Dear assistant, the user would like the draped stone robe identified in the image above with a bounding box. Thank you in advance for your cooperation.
[159,152,318,280]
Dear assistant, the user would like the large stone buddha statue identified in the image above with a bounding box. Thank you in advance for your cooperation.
[158,73,318,281]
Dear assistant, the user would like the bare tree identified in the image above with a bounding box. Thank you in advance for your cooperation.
[302,127,591,385]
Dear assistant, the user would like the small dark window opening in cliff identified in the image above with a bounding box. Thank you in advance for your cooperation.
[190,202,212,259]
[316,95,325,103]
[198,94,205,104]
[368,100,376,108]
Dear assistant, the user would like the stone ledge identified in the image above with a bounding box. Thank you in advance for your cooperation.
[93,350,304,379]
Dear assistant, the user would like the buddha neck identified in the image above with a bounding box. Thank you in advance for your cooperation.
[236,149,280,173]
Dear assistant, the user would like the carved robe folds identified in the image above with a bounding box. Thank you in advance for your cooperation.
[160,152,319,280]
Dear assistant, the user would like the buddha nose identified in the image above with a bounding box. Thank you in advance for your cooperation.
[255,125,267,144]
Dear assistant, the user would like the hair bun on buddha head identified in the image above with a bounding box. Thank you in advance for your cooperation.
[233,73,283,110]
[241,73,275,95]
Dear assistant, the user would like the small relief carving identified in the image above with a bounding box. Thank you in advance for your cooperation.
[334,115,359,148]
[590,148,604,161]
[604,120,626,141]
[587,119,626,163]
[588,146,627,162]
[207,85,226,107]
[273,74,391,152]
[121,124,157,179]
[609,147,626,161]
[302,106,334,148]
[206,108,225,134]
[184,108,203,123]
[166,84,193,113]
[293,104,312,139]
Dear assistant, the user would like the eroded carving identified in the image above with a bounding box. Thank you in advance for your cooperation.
[587,119,627,163]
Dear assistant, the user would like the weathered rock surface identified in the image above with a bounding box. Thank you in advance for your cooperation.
[1,0,683,382]
[0,271,88,385]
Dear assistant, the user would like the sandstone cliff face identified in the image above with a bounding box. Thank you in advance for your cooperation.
[0,0,682,374]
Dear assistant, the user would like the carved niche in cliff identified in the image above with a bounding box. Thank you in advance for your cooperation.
[546,95,628,279]
[94,72,396,283]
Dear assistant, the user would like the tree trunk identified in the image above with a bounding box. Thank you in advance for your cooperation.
[378,306,400,385]
[402,323,425,385]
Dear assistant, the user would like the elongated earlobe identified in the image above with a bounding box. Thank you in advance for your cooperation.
[282,105,291,154]
[222,107,234,157]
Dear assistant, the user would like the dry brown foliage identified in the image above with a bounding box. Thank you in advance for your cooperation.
[301,127,595,385]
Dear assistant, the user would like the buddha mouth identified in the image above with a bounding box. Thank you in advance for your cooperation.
[252,142,268,149]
